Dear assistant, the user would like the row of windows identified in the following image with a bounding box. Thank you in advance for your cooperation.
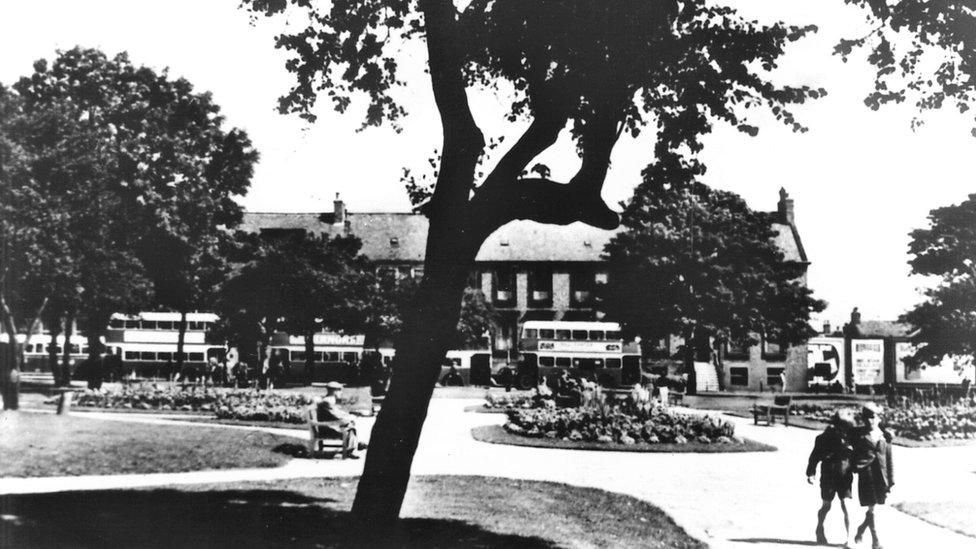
[109,319,215,332]
[25,344,88,354]
[283,350,359,363]
[524,329,622,341]
[123,351,206,362]
[537,356,622,369]
[470,270,607,307]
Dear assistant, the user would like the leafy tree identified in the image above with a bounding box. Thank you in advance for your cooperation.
[216,231,373,376]
[901,194,976,367]
[842,0,976,133]
[241,0,823,528]
[456,289,496,349]
[602,167,825,390]
[11,47,257,372]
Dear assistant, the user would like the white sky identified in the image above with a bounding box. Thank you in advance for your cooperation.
[2,0,975,328]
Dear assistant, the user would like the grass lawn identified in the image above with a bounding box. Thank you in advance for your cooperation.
[0,475,705,548]
[894,501,976,538]
[0,411,293,477]
[472,424,776,453]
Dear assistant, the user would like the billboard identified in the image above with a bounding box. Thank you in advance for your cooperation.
[852,339,885,385]
[896,343,974,385]
[807,337,845,389]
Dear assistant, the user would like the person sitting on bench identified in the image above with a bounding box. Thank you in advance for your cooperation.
[313,382,360,459]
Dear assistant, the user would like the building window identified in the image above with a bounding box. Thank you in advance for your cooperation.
[726,339,750,361]
[528,268,552,308]
[766,367,785,388]
[492,268,516,306]
[762,332,785,360]
[570,271,595,307]
[730,367,749,386]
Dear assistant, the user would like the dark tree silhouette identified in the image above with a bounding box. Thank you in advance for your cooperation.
[602,164,824,388]
[901,194,976,367]
[241,0,824,531]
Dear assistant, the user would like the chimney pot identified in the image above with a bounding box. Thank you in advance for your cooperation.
[333,194,346,225]
[778,187,795,225]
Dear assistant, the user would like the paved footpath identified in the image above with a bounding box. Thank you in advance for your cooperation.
[4,401,975,549]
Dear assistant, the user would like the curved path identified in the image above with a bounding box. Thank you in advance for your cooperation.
[4,400,975,549]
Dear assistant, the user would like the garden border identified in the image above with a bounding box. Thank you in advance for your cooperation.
[471,424,776,453]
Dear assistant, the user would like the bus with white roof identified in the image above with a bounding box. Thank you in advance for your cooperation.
[516,320,642,388]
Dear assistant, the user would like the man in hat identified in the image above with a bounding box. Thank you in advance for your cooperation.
[312,381,359,459]
[807,409,856,546]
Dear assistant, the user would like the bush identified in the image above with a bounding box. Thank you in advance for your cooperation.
[793,401,976,442]
[504,402,737,445]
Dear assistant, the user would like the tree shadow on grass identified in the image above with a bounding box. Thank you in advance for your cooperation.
[0,488,556,548]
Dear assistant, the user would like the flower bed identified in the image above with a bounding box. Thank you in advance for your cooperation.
[71,386,357,425]
[791,402,976,442]
[483,392,548,410]
[504,403,740,445]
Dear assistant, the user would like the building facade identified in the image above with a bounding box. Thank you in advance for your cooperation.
[240,189,812,390]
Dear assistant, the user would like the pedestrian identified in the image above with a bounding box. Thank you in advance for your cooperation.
[806,409,856,546]
[852,402,894,549]
[779,370,787,392]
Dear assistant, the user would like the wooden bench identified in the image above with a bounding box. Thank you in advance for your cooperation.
[752,395,793,426]
[307,407,346,457]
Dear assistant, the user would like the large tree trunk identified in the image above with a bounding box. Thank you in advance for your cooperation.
[175,310,188,375]
[0,294,45,409]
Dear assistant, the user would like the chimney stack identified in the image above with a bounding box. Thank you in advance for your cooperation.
[823,321,831,335]
[777,187,794,225]
[333,193,345,225]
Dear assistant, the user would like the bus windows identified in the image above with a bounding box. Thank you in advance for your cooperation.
[188,353,204,362]
[555,330,570,340]
[589,330,605,341]
[125,351,139,360]
[555,356,571,367]
[539,356,555,367]
[573,357,603,370]
[124,320,140,329]
[109,318,124,329]
[158,351,173,361]
[158,321,174,330]
[606,358,622,369]
[292,351,306,362]
[141,320,158,330]
[539,329,555,339]
[314,351,324,363]
[606,331,621,340]
[140,351,156,361]
[187,321,202,331]
[571,330,588,341]
[326,351,340,361]
[623,356,640,369]
[524,328,538,339]
[343,352,358,363]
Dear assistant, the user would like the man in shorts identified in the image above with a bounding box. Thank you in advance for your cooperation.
[807,409,856,546]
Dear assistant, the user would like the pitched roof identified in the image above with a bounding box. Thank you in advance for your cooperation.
[239,211,807,264]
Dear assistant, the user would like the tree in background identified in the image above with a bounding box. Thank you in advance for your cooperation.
[216,231,373,378]
[241,0,825,527]
[602,164,824,392]
[6,47,256,381]
[456,289,496,350]
[901,194,976,367]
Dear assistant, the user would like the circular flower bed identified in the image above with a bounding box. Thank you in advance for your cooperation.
[483,392,547,410]
[504,403,740,445]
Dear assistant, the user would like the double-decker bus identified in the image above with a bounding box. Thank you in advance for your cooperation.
[267,332,370,384]
[2,334,91,376]
[516,320,642,389]
[106,312,226,378]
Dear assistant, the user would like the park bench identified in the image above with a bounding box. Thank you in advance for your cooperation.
[306,407,346,457]
[752,395,793,426]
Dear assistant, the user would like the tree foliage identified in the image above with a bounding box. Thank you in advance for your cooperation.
[901,194,976,366]
[843,0,976,133]
[602,167,825,354]
[215,231,373,358]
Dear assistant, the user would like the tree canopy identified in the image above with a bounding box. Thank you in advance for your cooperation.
[602,169,824,355]
[901,194,976,366]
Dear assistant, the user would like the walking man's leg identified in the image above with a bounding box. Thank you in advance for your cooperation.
[816,499,831,543]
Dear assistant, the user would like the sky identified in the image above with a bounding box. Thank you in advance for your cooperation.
[2,0,975,328]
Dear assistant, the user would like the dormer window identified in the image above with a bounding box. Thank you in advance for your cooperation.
[583,240,592,247]
[500,239,509,246]
[389,237,399,247]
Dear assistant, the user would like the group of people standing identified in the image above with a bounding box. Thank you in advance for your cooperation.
[806,402,894,549]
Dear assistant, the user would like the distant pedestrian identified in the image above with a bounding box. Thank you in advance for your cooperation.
[852,402,894,549]
[807,409,856,546]
[779,370,787,392]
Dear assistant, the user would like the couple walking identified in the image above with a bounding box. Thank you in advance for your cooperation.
[806,402,893,548]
